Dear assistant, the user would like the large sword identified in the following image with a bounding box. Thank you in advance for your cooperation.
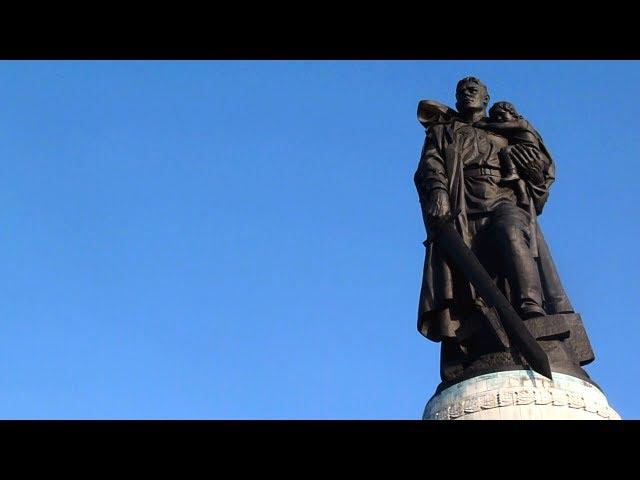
[430,217,553,380]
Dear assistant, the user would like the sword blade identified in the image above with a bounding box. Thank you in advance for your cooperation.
[434,221,552,380]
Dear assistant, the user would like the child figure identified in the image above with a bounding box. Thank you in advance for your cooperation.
[475,101,541,205]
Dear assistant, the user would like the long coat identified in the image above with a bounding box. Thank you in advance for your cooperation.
[414,119,575,344]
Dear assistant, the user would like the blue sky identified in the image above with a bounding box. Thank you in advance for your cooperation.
[0,60,637,419]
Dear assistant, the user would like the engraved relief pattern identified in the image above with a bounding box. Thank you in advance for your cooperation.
[424,372,621,420]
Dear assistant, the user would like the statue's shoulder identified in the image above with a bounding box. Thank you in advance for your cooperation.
[417,99,457,130]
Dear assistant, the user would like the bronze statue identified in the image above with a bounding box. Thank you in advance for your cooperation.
[414,77,595,390]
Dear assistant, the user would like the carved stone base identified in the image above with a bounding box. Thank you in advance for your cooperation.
[422,370,621,420]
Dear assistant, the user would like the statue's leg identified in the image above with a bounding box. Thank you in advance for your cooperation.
[490,203,545,318]
[462,215,511,352]
[465,214,494,312]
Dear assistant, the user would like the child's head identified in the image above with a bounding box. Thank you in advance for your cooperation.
[489,101,521,122]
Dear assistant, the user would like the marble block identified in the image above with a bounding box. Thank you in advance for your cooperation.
[423,370,621,420]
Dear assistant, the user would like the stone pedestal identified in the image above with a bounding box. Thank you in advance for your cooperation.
[423,370,621,420]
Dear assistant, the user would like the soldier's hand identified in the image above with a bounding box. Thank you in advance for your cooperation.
[426,189,451,221]
[505,144,546,185]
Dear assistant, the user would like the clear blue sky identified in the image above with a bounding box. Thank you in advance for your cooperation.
[0,61,637,419]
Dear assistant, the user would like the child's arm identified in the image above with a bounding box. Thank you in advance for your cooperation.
[476,119,540,144]
[475,118,529,132]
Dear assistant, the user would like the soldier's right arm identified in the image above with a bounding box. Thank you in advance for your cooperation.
[414,126,448,200]
[414,126,451,223]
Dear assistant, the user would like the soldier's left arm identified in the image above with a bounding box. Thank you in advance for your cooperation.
[508,143,547,186]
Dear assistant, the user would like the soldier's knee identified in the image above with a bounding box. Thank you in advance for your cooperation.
[494,222,527,245]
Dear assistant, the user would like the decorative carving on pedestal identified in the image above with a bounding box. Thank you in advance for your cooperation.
[423,371,620,420]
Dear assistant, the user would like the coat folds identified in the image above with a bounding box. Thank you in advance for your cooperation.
[414,121,575,344]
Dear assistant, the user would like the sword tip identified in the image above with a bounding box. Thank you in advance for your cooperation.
[532,364,553,381]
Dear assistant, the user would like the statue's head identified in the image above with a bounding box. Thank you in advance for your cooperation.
[489,101,522,122]
[455,76,489,113]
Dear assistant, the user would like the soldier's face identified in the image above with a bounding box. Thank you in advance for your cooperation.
[456,83,488,111]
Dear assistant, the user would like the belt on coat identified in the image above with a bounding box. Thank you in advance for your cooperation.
[463,165,503,177]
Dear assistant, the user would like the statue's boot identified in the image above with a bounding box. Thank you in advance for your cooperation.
[520,300,546,319]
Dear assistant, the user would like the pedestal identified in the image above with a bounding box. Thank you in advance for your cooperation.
[422,370,621,420]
